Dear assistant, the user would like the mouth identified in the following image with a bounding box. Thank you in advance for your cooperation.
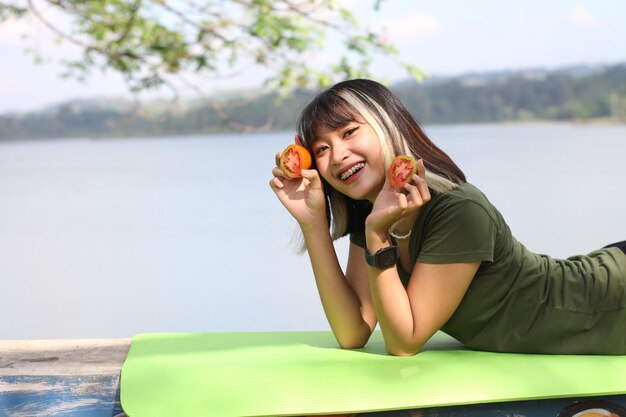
[339,162,365,181]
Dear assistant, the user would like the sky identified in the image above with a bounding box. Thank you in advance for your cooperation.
[0,0,625,114]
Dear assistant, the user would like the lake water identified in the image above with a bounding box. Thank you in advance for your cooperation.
[1,123,625,339]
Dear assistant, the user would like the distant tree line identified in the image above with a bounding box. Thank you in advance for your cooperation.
[1,64,626,140]
[394,64,626,124]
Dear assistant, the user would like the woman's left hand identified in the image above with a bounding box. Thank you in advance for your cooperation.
[365,159,431,239]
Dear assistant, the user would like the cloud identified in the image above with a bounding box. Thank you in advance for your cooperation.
[567,5,602,28]
[379,13,442,44]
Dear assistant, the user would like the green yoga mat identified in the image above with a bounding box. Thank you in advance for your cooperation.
[120,331,626,417]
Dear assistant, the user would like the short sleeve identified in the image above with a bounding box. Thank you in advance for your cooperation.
[417,198,496,264]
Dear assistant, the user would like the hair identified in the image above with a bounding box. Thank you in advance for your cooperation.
[295,79,466,247]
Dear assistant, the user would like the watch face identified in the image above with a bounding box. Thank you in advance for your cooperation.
[370,245,399,269]
[365,245,399,269]
[378,247,399,267]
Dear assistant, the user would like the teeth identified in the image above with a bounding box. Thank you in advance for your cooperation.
[340,163,364,180]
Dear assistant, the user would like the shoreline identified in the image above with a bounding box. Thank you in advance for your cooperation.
[1,118,626,143]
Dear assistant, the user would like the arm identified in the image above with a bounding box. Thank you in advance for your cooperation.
[270,156,376,348]
[302,226,377,348]
[366,225,478,356]
[364,160,478,356]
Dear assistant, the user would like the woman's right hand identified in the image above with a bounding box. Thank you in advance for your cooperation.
[270,156,327,230]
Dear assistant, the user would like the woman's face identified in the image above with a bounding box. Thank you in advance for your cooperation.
[310,117,386,202]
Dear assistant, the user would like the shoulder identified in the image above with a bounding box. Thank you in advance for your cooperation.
[426,182,497,224]
[414,182,498,264]
[438,182,491,205]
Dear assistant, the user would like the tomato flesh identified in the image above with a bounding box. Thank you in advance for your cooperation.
[388,155,418,188]
[279,144,312,178]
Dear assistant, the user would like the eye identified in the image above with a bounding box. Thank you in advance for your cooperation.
[343,126,359,138]
[314,145,329,155]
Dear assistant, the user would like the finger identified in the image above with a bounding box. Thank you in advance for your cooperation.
[300,169,323,191]
[395,192,408,210]
[403,181,423,206]
[269,177,284,191]
[273,167,299,183]
[412,173,431,201]
[417,159,427,180]
[272,166,289,179]
[295,134,305,146]
[382,176,398,192]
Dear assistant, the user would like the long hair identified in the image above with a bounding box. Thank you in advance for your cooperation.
[296,79,466,246]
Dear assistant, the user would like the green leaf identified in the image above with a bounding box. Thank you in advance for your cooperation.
[3,0,424,127]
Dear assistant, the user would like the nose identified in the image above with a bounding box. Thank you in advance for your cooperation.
[331,141,351,164]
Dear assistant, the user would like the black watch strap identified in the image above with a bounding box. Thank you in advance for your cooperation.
[364,245,399,269]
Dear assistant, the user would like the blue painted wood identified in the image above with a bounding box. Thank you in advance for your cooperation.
[2,378,625,417]
[0,339,129,417]
[2,387,625,417]
[364,394,626,416]
[0,375,124,417]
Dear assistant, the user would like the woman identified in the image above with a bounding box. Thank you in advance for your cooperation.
[270,79,626,355]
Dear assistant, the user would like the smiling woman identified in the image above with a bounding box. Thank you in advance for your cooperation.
[269,78,626,356]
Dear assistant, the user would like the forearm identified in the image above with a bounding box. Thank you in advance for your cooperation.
[302,223,373,348]
[365,229,423,356]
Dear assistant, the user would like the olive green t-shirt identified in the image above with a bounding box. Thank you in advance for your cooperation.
[351,183,626,354]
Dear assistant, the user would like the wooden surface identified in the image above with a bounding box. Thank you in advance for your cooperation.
[0,339,130,417]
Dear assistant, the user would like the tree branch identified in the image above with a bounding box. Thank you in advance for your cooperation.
[115,0,142,45]
[9,0,421,133]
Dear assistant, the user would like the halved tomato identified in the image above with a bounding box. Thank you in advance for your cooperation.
[279,144,312,179]
[387,155,418,188]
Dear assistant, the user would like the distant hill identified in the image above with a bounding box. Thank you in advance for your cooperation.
[393,64,626,124]
[1,63,625,140]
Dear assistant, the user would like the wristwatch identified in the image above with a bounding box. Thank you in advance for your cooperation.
[364,245,399,269]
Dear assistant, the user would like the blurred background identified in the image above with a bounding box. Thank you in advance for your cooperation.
[0,0,625,339]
